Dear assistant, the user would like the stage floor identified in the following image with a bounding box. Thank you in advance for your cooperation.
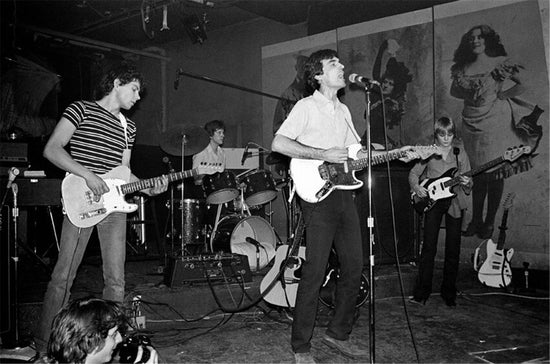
[2,251,549,363]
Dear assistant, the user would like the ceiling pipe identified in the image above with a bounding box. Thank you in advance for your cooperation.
[19,23,171,62]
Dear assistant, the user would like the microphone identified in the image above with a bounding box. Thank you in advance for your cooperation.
[246,237,262,247]
[453,147,460,156]
[174,69,181,90]
[241,145,250,165]
[6,167,20,189]
[349,73,380,86]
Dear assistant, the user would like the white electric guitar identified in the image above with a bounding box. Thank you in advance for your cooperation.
[291,145,441,203]
[62,163,222,228]
[475,193,515,288]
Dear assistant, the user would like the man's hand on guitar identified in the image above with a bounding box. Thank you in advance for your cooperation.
[86,174,110,202]
[322,147,348,163]
[145,175,169,196]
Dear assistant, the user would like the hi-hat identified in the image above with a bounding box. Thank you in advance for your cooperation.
[160,124,209,156]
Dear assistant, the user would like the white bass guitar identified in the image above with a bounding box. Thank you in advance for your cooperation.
[62,163,222,228]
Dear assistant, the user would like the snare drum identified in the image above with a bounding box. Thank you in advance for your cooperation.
[240,169,277,206]
[202,171,239,204]
[211,215,276,270]
[177,199,206,245]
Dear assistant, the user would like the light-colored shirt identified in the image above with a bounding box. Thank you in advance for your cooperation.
[276,90,360,149]
[192,144,226,185]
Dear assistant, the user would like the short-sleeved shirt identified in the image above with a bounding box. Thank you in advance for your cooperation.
[63,101,136,174]
[276,90,360,148]
[192,144,226,185]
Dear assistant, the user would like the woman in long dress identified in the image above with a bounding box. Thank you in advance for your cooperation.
[450,24,543,239]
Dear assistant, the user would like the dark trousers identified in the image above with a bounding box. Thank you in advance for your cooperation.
[413,201,462,301]
[291,191,363,353]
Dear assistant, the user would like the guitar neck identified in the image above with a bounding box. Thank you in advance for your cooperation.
[496,210,509,250]
[444,155,504,189]
[120,169,197,195]
[349,150,407,171]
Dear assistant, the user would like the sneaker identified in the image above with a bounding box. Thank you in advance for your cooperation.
[322,334,369,359]
[294,352,316,364]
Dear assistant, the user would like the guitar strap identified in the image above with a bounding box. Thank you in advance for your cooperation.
[119,113,131,167]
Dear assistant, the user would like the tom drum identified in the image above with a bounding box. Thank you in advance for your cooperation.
[202,171,239,205]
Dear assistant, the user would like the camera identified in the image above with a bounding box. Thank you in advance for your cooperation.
[117,333,152,363]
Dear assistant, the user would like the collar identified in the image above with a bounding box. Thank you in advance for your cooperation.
[312,89,341,113]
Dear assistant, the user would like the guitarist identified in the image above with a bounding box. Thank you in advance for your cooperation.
[272,49,417,363]
[35,63,168,353]
[408,117,472,307]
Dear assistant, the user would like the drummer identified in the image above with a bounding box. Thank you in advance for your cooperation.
[192,119,227,186]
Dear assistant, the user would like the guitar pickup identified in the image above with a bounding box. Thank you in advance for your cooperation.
[318,164,330,180]
[79,208,107,220]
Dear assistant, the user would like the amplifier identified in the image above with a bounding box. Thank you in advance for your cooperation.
[0,142,28,164]
[0,178,62,206]
[165,253,252,288]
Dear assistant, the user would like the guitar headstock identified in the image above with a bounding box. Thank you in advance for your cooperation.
[503,145,531,162]
[196,162,224,175]
[411,145,443,160]
[502,192,515,210]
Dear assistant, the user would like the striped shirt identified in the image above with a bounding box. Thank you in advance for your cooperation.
[63,101,136,174]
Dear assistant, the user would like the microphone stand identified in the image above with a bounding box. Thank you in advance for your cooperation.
[3,183,29,348]
[362,84,376,363]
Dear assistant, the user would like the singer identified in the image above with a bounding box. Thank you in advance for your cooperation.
[271,49,418,363]
[36,62,168,354]
[408,116,472,307]
[192,119,226,186]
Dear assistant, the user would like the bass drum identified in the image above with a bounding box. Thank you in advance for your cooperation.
[319,249,369,308]
[211,215,276,270]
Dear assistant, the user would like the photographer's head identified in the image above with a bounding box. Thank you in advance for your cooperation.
[47,298,126,364]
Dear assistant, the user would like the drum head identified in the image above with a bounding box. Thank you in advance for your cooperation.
[211,215,277,270]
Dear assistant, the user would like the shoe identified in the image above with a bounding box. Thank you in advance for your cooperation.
[408,297,427,305]
[478,224,494,239]
[442,297,456,307]
[322,334,369,359]
[294,352,316,364]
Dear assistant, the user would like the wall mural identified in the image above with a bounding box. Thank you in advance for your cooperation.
[262,0,549,269]
[434,0,548,269]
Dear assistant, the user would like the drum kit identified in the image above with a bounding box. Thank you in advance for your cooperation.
[160,125,288,271]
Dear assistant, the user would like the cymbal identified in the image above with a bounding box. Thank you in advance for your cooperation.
[160,124,209,156]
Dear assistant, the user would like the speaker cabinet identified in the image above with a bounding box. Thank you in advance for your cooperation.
[354,163,418,265]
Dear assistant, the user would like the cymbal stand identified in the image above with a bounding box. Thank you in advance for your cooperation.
[179,133,187,256]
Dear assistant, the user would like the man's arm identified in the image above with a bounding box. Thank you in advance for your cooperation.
[43,117,108,198]
[271,134,348,164]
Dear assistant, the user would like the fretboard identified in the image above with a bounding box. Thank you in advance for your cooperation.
[496,210,509,250]
[120,169,197,194]
[348,150,407,171]
[443,155,504,189]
